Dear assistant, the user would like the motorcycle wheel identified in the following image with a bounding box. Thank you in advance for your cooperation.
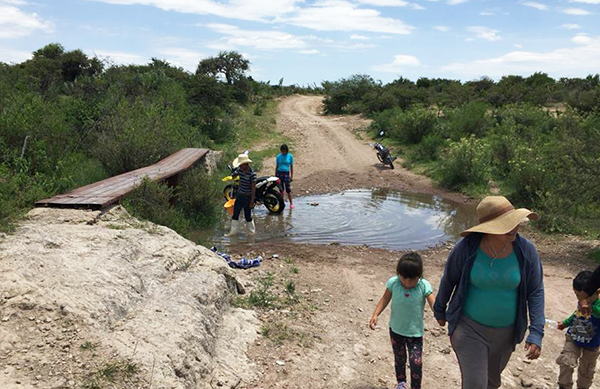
[223,185,236,201]
[264,190,285,214]
[387,157,395,169]
[376,153,384,163]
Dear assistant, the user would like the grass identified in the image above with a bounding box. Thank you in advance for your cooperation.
[80,341,97,352]
[588,248,600,265]
[82,360,139,389]
[260,320,313,347]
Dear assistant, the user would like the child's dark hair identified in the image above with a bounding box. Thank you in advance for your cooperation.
[280,144,289,152]
[573,270,593,291]
[396,252,423,279]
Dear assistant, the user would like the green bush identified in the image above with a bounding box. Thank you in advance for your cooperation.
[438,136,491,191]
[444,101,494,140]
[384,106,437,144]
[123,178,190,234]
[177,167,222,228]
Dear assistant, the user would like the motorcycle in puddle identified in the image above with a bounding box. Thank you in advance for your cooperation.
[222,165,286,214]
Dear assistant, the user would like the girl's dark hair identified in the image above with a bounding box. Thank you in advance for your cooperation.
[396,252,423,279]
[573,270,592,291]
[280,144,289,152]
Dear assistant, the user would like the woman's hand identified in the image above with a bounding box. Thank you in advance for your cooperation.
[369,315,378,330]
[525,343,541,360]
[437,319,447,327]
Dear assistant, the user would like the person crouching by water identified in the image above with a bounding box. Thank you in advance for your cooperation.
[433,196,545,389]
[226,154,257,236]
[275,144,294,209]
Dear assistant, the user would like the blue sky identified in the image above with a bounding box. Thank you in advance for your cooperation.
[0,0,599,85]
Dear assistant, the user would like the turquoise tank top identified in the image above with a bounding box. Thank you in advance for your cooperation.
[463,248,521,327]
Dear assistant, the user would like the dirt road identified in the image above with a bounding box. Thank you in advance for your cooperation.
[240,96,599,389]
[261,95,465,202]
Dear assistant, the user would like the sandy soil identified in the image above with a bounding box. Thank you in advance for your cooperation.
[239,95,600,389]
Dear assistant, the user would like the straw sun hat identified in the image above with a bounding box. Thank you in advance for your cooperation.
[233,154,252,168]
[461,196,539,237]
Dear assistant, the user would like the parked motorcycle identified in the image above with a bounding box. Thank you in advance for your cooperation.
[373,142,396,169]
[222,166,286,214]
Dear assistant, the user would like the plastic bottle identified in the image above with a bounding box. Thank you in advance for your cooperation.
[545,319,558,329]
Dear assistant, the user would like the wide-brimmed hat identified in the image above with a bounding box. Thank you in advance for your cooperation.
[233,154,252,168]
[461,196,539,236]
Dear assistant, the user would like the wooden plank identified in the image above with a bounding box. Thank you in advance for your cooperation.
[35,148,209,209]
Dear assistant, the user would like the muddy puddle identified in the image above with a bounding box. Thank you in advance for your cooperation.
[194,188,477,251]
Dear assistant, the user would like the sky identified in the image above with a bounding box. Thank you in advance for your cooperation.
[0,0,599,85]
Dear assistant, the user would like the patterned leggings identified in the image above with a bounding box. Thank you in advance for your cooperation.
[390,329,423,389]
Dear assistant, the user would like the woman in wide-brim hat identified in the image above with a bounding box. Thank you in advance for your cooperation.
[433,196,545,389]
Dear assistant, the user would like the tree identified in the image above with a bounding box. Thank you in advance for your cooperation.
[196,51,249,85]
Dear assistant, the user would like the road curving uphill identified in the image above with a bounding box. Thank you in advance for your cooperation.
[0,206,258,389]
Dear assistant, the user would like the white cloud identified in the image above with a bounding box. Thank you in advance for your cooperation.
[91,50,147,65]
[447,0,468,4]
[571,34,591,44]
[570,0,600,4]
[441,36,600,79]
[0,2,53,38]
[523,2,548,11]
[433,25,450,32]
[561,7,591,15]
[467,26,502,41]
[480,11,495,15]
[0,46,31,63]
[353,0,409,6]
[155,47,205,71]
[350,34,370,40]
[86,0,301,22]
[287,1,414,34]
[562,23,581,29]
[373,54,420,72]
[514,43,523,48]
[299,49,320,54]
[353,0,425,8]
[206,23,310,51]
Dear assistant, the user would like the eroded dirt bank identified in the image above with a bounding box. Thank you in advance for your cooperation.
[0,207,259,389]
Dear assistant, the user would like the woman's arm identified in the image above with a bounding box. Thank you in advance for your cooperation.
[291,165,294,181]
[370,289,392,329]
[525,242,545,355]
[433,242,465,325]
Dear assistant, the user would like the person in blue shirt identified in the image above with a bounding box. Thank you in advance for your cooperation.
[370,252,435,389]
[434,196,545,389]
[275,144,294,209]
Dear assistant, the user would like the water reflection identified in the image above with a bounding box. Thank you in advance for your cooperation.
[194,189,477,251]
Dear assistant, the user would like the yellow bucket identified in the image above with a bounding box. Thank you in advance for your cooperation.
[224,199,235,216]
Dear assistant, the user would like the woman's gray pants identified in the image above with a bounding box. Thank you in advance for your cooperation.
[451,316,516,389]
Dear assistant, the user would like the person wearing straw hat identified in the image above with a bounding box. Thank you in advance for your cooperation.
[433,196,545,389]
[226,154,257,236]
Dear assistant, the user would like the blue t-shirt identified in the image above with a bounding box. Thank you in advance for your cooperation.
[463,248,521,327]
[387,277,433,337]
[564,299,600,349]
[276,153,294,173]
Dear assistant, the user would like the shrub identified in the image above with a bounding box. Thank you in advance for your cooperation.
[123,178,190,235]
[444,101,494,140]
[177,167,221,228]
[438,136,491,191]
[385,106,437,144]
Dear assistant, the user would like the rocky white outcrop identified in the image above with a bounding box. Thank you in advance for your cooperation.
[0,206,258,389]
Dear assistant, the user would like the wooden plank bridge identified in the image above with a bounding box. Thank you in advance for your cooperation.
[36,148,210,210]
